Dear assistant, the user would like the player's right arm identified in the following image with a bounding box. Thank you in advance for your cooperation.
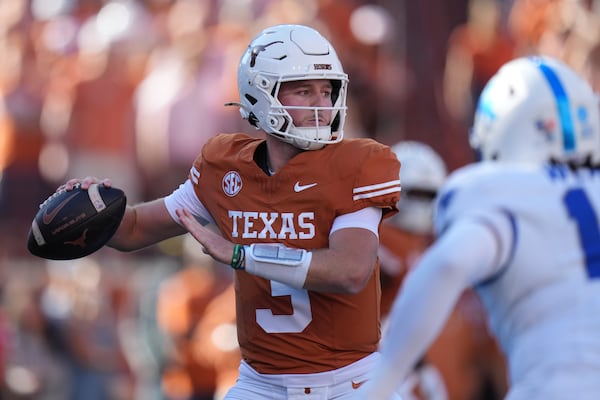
[109,198,187,251]
[60,176,187,251]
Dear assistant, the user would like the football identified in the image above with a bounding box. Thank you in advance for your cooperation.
[27,184,127,260]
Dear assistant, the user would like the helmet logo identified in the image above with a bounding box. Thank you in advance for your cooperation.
[314,64,332,70]
[222,171,243,197]
[250,41,283,67]
[535,119,557,142]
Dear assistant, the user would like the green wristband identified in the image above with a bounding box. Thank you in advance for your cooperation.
[231,244,245,270]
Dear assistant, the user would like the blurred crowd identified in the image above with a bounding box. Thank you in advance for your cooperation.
[1,0,600,399]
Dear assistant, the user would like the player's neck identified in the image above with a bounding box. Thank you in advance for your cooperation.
[264,136,304,175]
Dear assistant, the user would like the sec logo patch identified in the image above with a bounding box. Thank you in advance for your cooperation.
[222,171,242,197]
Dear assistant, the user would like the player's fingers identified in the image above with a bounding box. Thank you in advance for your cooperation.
[176,209,232,264]
[59,177,113,193]
[80,176,112,189]
[177,210,217,254]
[176,208,188,224]
[176,209,199,233]
[63,179,83,191]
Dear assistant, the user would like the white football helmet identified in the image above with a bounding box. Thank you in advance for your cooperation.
[470,56,600,164]
[236,24,348,150]
[392,141,447,234]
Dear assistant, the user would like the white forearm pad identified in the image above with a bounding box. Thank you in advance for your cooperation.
[244,244,312,289]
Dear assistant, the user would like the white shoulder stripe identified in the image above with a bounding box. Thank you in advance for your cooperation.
[354,187,401,200]
[190,166,200,184]
[353,179,401,201]
[353,179,401,193]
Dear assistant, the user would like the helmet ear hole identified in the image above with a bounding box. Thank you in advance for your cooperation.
[268,116,279,127]
[259,78,270,89]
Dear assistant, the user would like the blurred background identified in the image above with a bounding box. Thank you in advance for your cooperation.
[1,0,599,399]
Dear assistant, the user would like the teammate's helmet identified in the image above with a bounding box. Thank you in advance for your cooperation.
[237,24,348,150]
[392,141,447,234]
[470,56,600,164]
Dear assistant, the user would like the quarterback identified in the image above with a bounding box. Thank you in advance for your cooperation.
[60,24,401,400]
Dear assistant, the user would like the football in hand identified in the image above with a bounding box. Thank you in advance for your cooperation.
[27,184,127,260]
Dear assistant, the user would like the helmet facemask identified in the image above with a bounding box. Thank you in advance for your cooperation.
[265,77,346,150]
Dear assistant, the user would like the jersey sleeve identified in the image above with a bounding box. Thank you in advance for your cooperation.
[163,179,214,226]
[163,135,238,225]
[338,140,401,218]
[330,207,382,237]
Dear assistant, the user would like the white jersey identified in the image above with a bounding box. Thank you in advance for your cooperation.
[434,162,600,398]
[352,162,600,400]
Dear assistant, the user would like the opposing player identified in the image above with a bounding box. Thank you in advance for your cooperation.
[379,141,448,321]
[60,25,401,399]
[379,142,506,400]
[355,56,600,400]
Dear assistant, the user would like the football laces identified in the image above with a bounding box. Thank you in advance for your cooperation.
[39,183,81,209]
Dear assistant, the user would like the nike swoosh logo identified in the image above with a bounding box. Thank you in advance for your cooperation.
[294,182,317,192]
[42,192,79,225]
[351,380,365,389]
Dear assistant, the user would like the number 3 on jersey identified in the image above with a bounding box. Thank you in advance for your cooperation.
[564,188,600,278]
[256,281,313,333]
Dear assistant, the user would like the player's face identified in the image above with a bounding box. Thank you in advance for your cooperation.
[278,79,334,128]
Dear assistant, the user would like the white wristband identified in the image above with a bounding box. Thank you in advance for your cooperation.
[244,243,312,289]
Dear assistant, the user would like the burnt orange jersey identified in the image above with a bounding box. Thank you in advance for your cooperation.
[378,223,432,318]
[189,133,400,374]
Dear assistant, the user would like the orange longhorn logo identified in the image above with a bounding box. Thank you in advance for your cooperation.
[64,229,88,248]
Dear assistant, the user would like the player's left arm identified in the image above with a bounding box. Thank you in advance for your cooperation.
[302,206,381,293]
[176,207,381,294]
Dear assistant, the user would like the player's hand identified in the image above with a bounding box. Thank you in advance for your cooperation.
[57,177,112,192]
[176,208,235,266]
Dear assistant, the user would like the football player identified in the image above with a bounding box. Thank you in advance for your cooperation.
[379,141,507,400]
[355,56,600,400]
[379,141,448,321]
[60,24,401,400]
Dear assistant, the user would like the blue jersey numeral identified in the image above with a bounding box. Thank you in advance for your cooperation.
[563,188,600,278]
